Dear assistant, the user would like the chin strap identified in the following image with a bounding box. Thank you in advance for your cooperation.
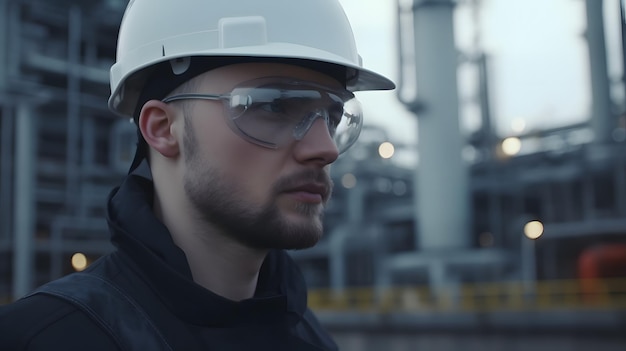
[128,127,148,174]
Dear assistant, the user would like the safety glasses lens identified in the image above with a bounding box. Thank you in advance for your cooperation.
[225,78,362,153]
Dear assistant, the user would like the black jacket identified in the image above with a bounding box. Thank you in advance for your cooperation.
[0,161,338,350]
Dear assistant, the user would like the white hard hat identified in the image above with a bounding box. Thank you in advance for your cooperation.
[108,0,395,117]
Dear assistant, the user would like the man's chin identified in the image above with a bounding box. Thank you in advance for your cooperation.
[285,219,324,245]
[225,201,325,250]
[261,216,324,250]
[244,231,322,251]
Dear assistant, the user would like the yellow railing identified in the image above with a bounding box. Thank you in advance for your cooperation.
[3,278,626,311]
[308,278,626,313]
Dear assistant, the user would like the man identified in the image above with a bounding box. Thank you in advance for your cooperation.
[0,0,394,349]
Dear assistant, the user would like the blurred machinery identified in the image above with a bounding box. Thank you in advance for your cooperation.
[294,0,626,334]
[0,0,625,341]
[0,0,131,299]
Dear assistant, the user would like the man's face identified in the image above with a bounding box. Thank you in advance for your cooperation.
[178,63,341,250]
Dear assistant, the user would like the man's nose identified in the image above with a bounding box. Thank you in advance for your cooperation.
[292,117,339,166]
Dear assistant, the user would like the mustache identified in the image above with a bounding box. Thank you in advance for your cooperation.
[273,169,334,200]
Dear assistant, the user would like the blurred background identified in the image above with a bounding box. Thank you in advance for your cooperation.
[1,0,625,350]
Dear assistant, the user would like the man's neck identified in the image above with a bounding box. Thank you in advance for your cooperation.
[175,228,268,301]
[154,191,268,301]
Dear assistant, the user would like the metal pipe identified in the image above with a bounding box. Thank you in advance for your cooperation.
[521,236,537,297]
[0,105,14,244]
[620,0,626,102]
[79,117,96,218]
[65,5,82,215]
[396,0,420,111]
[329,181,366,294]
[12,103,37,299]
[0,0,8,91]
[7,0,20,77]
[410,0,470,250]
[585,0,614,144]
[478,54,496,160]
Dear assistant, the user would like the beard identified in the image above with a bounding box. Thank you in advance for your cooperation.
[182,118,333,250]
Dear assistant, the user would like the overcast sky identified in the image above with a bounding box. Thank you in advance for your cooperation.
[337,0,622,147]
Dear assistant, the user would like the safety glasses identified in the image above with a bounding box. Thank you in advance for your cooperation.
[162,77,363,154]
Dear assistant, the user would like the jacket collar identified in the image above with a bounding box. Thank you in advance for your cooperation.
[106,160,308,326]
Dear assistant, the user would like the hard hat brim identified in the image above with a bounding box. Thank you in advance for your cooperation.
[109,43,395,118]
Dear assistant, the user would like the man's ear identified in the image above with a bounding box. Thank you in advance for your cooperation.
[138,100,180,158]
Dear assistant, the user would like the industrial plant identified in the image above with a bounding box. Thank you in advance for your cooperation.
[0,0,624,349]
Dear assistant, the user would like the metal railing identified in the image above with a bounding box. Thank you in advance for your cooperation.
[308,278,626,313]
[2,278,625,312]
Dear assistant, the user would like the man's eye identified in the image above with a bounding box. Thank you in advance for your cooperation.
[328,106,343,128]
[267,102,286,113]
[255,100,289,115]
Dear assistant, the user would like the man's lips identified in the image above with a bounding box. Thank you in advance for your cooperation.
[282,183,330,203]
